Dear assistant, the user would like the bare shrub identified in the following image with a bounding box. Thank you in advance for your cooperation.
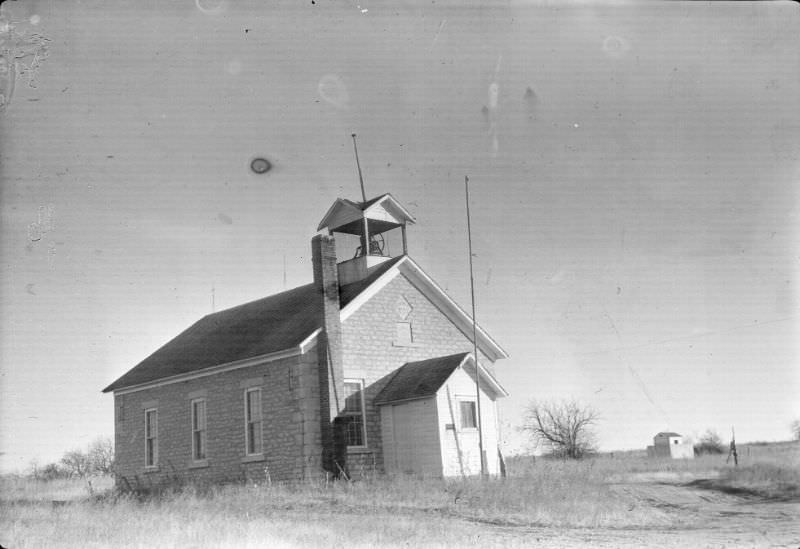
[58,437,114,478]
[522,399,600,459]
[88,437,115,475]
[61,450,92,478]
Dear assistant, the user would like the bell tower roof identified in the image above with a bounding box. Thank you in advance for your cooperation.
[316,193,415,285]
[317,193,415,234]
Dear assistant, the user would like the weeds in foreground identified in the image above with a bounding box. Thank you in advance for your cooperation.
[0,474,114,504]
[714,463,800,500]
[0,471,662,549]
[199,468,669,528]
[2,441,797,548]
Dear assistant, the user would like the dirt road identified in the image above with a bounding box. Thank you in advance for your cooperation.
[481,474,800,548]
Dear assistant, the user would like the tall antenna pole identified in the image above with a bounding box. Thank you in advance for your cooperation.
[211,283,215,313]
[351,133,367,202]
[465,175,486,477]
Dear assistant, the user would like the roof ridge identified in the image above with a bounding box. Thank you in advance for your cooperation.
[104,254,408,393]
[199,282,316,320]
[206,254,405,319]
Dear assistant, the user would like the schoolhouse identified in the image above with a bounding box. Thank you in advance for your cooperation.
[103,194,508,486]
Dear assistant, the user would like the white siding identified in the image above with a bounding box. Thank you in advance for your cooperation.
[323,203,362,231]
[380,397,442,476]
[653,434,694,459]
[435,366,499,477]
[670,442,694,459]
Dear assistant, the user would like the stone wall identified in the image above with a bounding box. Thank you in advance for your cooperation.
[112,265,504,487]
[113,348,323,490]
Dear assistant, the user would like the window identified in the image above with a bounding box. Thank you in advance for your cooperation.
[144,408,158,467]
[459,400,477,430]
[343,380,366,447]
[394,322,413,346]
[191,399,207,461]
[245,388,262,455]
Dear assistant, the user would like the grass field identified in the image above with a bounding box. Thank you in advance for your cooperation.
[2,441,798,548]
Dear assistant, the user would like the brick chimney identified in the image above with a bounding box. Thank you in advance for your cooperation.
[311,234,346,476]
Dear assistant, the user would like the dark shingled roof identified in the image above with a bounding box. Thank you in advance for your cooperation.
[655,432,682,437]
[103,256,403,392]
[374,352,470,404]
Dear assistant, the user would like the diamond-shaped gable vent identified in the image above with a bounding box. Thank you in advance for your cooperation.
[395,296,412,320]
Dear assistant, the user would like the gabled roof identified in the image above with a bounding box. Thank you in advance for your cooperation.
[102,257,402,393]
[655,432,682,438]
[374,352,507,405]
[317,193,415,233]
[103,252,509,394]
[344,195,385,210]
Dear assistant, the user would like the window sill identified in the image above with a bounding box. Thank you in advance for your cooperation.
[392,342,420,348]
[143,466,160,473]
[189,460,209,469]
[241,454,265,464]
[347,447,372,454]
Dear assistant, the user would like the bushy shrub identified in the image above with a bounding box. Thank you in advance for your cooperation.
[791,418,800,441]
[31,462,71,481]
[694,429,724,456]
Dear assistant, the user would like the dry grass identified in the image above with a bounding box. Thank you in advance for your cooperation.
[2,440,797,548]
[1,489,479,549]
[712,462,800,499]
[0,469,668,548]
[700,441,800,500]
[1,474,114,504]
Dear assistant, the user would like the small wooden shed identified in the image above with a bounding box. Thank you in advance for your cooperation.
[648,431,694,459]
[375,353,508,477]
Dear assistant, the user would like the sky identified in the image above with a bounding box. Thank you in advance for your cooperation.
[1,0,798,471]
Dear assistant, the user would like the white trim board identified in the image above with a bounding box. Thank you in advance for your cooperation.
[458,353,509,398]
[339,261,404,322]
[362,194,416,225]
[339,256,509,362]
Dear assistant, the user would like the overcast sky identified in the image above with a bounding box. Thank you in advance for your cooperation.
[1,0,798,471]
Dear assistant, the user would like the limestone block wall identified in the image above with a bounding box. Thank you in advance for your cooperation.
[113,348,323,489]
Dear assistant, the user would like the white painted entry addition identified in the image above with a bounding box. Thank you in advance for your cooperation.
[382,398,441,476]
